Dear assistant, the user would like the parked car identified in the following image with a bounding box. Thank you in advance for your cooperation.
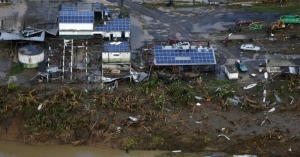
[236,18,253,26]
[235,60,248,72]
[240,44,261,52]
[228,27,241,33]
[168,37,184,45]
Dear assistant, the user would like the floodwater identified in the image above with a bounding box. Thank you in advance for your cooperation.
[0,140,166,157]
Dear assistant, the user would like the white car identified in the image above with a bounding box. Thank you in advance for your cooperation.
[240,44,261,52]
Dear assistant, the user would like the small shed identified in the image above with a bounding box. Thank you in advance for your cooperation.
[224,64,238,79]
[266,59,300,75]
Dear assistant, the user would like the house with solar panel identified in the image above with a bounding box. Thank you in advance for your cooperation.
[101,41,131,82]
[58,2,130,41]
[153,42,217,73]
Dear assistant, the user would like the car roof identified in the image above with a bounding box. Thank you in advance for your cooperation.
[241,44,255,46]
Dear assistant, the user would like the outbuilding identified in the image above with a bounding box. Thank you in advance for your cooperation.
[224,64,239,79]
[18,45,45,68]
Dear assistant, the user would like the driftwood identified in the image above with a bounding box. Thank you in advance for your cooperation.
[245,97,257,104]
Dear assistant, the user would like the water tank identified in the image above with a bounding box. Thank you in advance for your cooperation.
[18,45,44,68]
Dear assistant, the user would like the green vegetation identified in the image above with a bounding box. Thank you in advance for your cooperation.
[9,63,24,75]
[209,78,231,86]
[228,3,300,13]
[150,135,164,147]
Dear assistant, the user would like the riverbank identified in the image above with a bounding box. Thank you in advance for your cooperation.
[0,140,166,157]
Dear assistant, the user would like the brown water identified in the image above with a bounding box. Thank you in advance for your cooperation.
[0,141,166,157]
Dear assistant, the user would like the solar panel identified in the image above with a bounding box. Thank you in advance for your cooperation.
[94,2,101,9]
[59,10,94,23]
[103,42,130,52]
[154,46,216,65]
[95,18,130,31]
[61,5,77,11]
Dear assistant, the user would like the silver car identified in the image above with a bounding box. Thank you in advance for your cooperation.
[240,44,261,52]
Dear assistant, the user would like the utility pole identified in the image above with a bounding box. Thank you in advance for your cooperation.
[70,39,73,81]
[85,41,88,78]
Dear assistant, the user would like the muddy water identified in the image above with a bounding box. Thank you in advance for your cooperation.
[0,140,166,157]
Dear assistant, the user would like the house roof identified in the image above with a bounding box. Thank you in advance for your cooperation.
[102,41,130,52]
[95,18,130,31]
[0,29,45,41]
[266,59,300,67]
[59,10,94,23]
[153,45,217,66]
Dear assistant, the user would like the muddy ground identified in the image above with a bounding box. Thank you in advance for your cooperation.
[1,0,300,157]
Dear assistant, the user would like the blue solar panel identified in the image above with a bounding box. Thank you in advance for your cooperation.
[103,42,130,52]
[61,5,77,11]
[95,18,130,31]
[154,46,216,65]
[59,11,94,23]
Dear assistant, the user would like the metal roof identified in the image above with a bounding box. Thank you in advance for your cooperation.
[0,29,45,41]
[153,45,217,66]
[95,18,130,31]
[103,42,130,52]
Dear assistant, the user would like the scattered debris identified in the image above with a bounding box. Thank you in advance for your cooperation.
[84,104,90,111]
[250,73,257,77]
[196,103,201,106]
[270,102,277,106]
[163,108,171,112]
[274,93,283,103]
[261,117,272,126]
[263,89,267,103]
[243,83,257,90]
[38,104,43,110]
[268,107,275,113]
[195,121,202,124]
[234,95,242,103]
[233,155,257,157]
[172,150,182,153]
[289,96,294,105]
[264,72,268,83]
[128,116,139,122]
[227,97,239,106]
[195,96,204,100]
[289,148,292,152]
[217,134,230,140]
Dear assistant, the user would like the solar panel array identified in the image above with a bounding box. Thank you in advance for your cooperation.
[103,42,130,52]
[154,46,216,65]
[95,18,130,31]
[94,2,102,9]
[61,5,77,11]
[59,10,94,23]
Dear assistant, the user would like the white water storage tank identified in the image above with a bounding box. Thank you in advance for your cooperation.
[18,45,44,68]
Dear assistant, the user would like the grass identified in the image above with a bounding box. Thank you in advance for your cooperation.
[228,3,300,14]
[209,78,231,86]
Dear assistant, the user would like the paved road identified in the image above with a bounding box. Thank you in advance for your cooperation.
[108,0,200,40]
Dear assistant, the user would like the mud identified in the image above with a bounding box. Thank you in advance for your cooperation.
[1,0,300,157]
